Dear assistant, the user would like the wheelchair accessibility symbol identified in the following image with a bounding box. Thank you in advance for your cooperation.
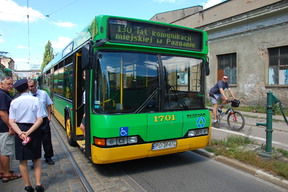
[120,127,128,136]
[196,117,206,128]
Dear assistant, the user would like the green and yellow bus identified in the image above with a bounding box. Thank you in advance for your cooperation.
[40,15,211,164]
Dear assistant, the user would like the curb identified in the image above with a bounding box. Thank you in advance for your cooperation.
[194,149,288,190]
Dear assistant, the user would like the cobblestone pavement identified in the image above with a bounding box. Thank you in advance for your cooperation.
[1,118,137,192]
[0,124,86,192]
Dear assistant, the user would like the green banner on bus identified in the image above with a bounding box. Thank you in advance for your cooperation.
[108,18,203,51]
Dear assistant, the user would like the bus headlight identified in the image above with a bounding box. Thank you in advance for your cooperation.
[106,138,117,146]
[128,136,138,144]
[188,130,195,137]
[117,137,128,145]
[187,128,208,137]
[201,128,208,135]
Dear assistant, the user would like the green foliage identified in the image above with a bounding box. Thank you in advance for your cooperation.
[274,161,288,178]
[41,41,54,71]
[277,148,288,158]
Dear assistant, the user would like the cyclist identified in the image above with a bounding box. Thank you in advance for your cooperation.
[209,75,236,127]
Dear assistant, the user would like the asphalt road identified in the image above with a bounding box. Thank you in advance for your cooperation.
[112,111,288,192]
[114,151,286,192]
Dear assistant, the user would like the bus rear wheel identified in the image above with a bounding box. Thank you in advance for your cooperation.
[65,118,77,146]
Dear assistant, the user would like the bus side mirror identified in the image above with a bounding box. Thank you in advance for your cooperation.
[205,58,210,76]
[82,43,91,70]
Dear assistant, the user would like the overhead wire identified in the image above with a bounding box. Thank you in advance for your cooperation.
[26,0,31,68]
[45,0,79,18]
[24,0,79,70]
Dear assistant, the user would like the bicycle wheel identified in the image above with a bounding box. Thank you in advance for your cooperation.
[227,111,245,131]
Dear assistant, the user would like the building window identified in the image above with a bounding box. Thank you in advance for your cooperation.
[268,46,288,85]
[217,53,237,84]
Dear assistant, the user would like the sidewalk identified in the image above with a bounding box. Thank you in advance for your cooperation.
[235,109,288,132]
[238,109,287,121]
[0,128,86,192]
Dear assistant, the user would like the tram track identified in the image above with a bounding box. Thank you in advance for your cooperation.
[49,116,147,192]
[50,118,94,192]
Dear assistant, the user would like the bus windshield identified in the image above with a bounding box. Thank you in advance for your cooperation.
[93,51,204,114]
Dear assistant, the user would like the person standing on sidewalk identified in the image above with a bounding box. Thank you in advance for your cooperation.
[0,76,21,183]
[209,75,236,127]
[27,79,55,165]
[9,79,45,192]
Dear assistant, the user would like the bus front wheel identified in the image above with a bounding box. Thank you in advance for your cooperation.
[65,118,77,146]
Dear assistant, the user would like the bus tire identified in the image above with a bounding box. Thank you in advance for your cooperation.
[65,116,77,146]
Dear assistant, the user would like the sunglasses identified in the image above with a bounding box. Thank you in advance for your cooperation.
[223,78,228,80]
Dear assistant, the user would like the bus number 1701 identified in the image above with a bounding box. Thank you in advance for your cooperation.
[153,115,176,122]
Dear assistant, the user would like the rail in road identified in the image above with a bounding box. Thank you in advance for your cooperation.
[1,116,139,192]
[50,122,93,192]
[1,117,91,192]
[50,117,141,192]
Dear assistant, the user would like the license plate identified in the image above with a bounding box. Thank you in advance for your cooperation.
[152,140,177,150]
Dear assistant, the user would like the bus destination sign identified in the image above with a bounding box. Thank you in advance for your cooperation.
[108,18,203,51]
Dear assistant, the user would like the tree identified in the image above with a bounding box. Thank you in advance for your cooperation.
[41,41,54,71]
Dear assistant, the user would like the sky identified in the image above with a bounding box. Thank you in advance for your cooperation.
[0,0,226,70]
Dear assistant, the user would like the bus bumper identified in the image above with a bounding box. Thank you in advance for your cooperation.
[90,136,209,164]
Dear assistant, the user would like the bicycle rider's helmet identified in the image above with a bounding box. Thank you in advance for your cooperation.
[231,99,240,107]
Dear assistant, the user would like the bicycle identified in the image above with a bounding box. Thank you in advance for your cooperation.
[215,99,245,131]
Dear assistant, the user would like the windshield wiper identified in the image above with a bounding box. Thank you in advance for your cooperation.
[134,86,161,114]
[166,84,188,110]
